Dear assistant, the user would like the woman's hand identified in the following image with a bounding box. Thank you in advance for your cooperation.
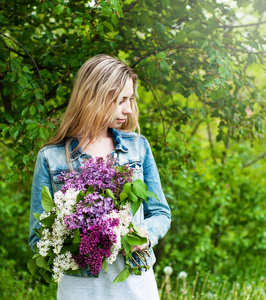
[131,226,149,253]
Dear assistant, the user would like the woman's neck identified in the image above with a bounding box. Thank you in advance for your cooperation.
[80,128,115,159]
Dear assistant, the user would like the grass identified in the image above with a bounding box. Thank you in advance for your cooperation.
[0,262,265,299]
[158,270,266,300]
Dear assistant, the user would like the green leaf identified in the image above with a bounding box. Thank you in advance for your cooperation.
[56,84,64,97]
[111,13,118,25]
[36,256,47,268]
[131,267,142,275]
[73,229,81,244]
[39,268,53,283]
[27,123,38,130]
[126,231,147,245]
[41,186,54,212]
[76,190,86,203]
[101,6,112,17]
[5,114,15,124]
[110,0,122,12]
[9,126,20,138]
[155,22,164,34]
[113,268,130,284]
[35,90,42,100]
[74,17,83,26]
[131,199,141,216]
[126,233,142,245]
[22,66,30,73]
[27,258,41,279]
[132,179,147,200]
[187,30,203,38]
[36,101,44,112]
[156,52,167,59]
[105,189,115,200]
[21,107,29,117]
[85,185,94,195]
[103,21,113,31]
[19,75,28,87]
[39,127,46,139]
[102,257,108,272]
[33,213,41,221]
[40,214,56,227]
[30,105,36,115]
[121,235,132,255]
[64,269,82,275]
[205,80,215,88]
[160,60,170,72]
[146,190,159,201]
[120,192,128,202]
[123,183,138,202]
[54,4,64,15]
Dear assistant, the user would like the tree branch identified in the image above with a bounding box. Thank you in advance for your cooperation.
[242,152,266,168]
[3,43,26,57]
[140,78,166,141]
[124,1,138,12]
[222,127,230,165]
[189,120,203,139]
[0,140,20,153]
[224,45,265,56]
[47,101,68,116]
[0,32,45,102]
[219,20,266,29]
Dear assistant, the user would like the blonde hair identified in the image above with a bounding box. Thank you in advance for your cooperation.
[45,54,139,161]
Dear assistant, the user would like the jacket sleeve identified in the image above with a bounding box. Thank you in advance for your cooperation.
[29,150,53,251]
[138,138,171,247]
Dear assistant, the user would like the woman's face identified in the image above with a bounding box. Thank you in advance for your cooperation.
[108,78,134,129]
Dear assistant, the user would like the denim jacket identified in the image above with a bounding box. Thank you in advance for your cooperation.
[29,128,171,276]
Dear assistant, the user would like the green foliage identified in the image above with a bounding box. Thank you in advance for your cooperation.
[0,0,265,294]
[0,261,56,300]
[158,270,266,299]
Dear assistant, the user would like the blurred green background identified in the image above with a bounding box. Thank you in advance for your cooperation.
[0,0,265,298]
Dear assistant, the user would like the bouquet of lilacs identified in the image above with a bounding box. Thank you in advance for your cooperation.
[28,156,158,284]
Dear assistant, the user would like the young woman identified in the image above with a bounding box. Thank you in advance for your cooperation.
[29,54,171,299]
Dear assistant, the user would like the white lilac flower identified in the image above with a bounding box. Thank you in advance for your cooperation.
[178,271,187,279]
[106,207,132,264]
[39,211,51,220]
[54,188,79,216]
[163,266,173,275]
[52,251,79,283]
[36,228,52,256]
[51,217,72,254]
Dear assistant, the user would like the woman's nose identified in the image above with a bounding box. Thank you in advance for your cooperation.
[123,101,132,114]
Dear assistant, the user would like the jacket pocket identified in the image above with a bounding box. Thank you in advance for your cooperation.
[122,160,144,181]
[51,172,66,195]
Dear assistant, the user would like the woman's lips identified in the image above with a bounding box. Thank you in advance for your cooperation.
[116,119,126,123]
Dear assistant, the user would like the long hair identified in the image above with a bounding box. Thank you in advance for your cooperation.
[45,55,139,156]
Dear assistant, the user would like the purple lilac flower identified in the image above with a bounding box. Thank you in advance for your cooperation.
[60,156,133,201]
[58,156,133,274]
[73,223,117,275]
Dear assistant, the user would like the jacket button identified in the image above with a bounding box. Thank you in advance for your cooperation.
[113,153,118,159]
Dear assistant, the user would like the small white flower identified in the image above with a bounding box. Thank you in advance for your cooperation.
[178,271,187,279]
[163,266,173,275]
[52,251,79,282]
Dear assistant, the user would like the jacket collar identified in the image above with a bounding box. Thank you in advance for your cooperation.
[69,128,128,161]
